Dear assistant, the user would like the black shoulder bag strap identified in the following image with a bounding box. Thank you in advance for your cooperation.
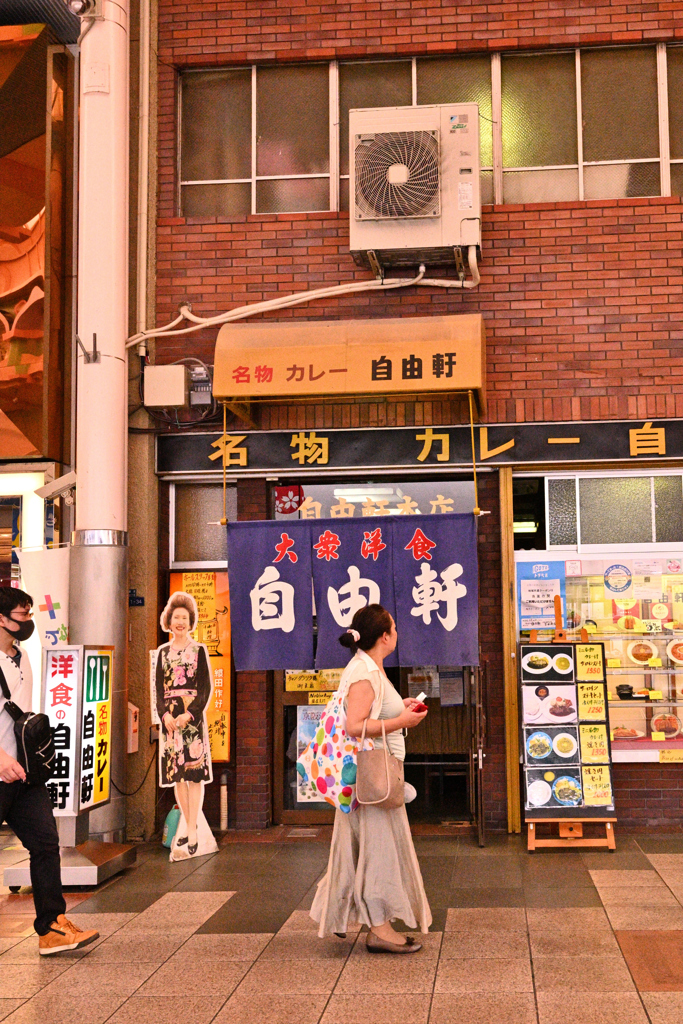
[0,660,23,722]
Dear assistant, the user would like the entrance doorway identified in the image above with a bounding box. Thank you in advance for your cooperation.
[273,664,486,836]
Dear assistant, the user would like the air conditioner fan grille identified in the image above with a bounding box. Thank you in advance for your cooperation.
[354,130,440,220]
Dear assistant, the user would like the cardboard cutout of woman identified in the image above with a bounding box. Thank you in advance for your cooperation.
[155,592,218,860]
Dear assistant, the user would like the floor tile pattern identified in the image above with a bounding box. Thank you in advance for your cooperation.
[2,830,683,1021]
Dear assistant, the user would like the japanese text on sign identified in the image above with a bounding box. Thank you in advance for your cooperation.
[576,644,605,681]
[582,765,614,806]
[579,723,610,764]
[43,648,80,817]
[577,683,607,722]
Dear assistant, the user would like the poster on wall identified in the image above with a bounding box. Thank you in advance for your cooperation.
[169,571,230,761]
[517,561,567,631]
[295,706,326,802]
[153,592,218,861]
[520,642,615,818]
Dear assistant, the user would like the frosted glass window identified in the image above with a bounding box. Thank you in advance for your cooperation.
[181,70,251,181]
[579,477,652,545]
[581,48,658,162]
[547,479,577,546]
[668,48,683,161]
[502,52,577,168]
[339,61,412,175]
[417,55,493,166]
[654,477,683,543]
[583,162,660,201]
[503,168,579,204]
[174,485,236,564]
[256,64,329,176]
[256,178,329,214]
[182,183,250,218]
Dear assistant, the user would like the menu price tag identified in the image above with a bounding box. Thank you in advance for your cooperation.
[582,765,614,806]
[308,692,334,705]
[579,723,610,763]
[651,731,666,741]
[607,659,621,668]
[660,749,683,762]
[649,690,663,700]
[648,657,663,667]
[576,645,605,681]
[577,683,607,722]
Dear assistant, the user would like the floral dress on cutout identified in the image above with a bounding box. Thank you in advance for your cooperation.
[155,642,212,786]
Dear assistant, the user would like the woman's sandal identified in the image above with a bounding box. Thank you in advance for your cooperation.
[175,836,188,847]
[188,841,198,855]
[366,931,422,954]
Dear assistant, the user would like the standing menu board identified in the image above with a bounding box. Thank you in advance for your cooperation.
[520,642,615,819]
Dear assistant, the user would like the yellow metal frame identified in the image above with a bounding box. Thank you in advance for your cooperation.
[499,466,521,833]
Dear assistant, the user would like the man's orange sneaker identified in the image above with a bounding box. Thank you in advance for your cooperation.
[38,915,99,955]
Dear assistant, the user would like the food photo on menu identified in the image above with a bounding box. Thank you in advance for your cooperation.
[522,684,578,725]
[520,645,575,682]
[525,766,584,810]
[524,725,579,766]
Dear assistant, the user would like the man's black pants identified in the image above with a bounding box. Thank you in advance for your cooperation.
[0,781,66,935]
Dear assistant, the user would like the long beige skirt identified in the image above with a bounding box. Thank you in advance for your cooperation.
[309,803,432,938]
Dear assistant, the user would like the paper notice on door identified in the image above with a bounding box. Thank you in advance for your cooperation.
[408,667,439,699]
[439,669,464,706]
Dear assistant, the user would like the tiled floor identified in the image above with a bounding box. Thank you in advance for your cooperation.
[2,830,683,1022]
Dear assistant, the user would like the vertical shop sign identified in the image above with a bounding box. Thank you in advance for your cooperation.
[227,520,313,670]
[311,518,397,669]
[392,514,479,666]
[42,647,80,816]
[79,649,113,810]
[18,547,70,647]
[169,572,231,761]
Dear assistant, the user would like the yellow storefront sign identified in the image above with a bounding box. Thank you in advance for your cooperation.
[214,314,486,412]
[579,723,610,763]
[576,644,604,681]
[94,700,111,805]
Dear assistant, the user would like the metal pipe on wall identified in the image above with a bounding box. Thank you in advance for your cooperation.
[71,0,130,840]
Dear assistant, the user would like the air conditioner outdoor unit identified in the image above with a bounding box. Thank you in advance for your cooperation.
[349,103,481,272]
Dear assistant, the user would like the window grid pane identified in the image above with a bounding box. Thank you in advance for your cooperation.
[416,55,493,166]
[654,477,683,543]
[547,479,578,547]
[256,64,329,177]
[181,70,251,183]
[174,485,236,563]
[502,52,577,168]
[581,47,659,162]
[668,47,683,161]
[579,477,653,545]
[339,61,412,175]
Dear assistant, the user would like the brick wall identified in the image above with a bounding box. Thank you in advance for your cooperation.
[155,0,683,832]
[156,199,683,425]
[612,764,683,832]
[158,1,681,67]
[234,478,272,828]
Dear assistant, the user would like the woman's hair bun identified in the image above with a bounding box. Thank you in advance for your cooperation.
[337,604,392,652]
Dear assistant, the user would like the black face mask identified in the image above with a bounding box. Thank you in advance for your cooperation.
[1,617,35,643]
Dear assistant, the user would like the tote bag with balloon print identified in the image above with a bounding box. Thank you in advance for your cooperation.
[296,678,378,813]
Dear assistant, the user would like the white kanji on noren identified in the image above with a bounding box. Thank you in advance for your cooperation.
[327,565,380,627]
[410,562,467,630]
[250,565,296,632]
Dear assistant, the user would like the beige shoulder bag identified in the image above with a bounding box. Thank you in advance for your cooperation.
[356,718,405,809]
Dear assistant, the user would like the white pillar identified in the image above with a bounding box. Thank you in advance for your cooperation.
[71,0,130,841]
[76,0,129,530]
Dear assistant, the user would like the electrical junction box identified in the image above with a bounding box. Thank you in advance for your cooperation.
[127,702,139,754]
[143,364,189,409]
[349,103,481,270]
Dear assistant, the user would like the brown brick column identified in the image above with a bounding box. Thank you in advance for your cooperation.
[235,478,273,829]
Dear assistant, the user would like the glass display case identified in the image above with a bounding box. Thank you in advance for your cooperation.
[516,553,683,762]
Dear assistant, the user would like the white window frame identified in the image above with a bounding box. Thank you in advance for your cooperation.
[179,44,683,216]
[537,469,683,555]
[169,482,231,570]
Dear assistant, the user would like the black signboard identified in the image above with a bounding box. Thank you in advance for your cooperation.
[156,418,682,476]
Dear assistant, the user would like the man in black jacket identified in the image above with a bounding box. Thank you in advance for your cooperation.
[0,587,98,955]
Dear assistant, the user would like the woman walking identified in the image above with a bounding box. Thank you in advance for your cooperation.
[310,604,431,952]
